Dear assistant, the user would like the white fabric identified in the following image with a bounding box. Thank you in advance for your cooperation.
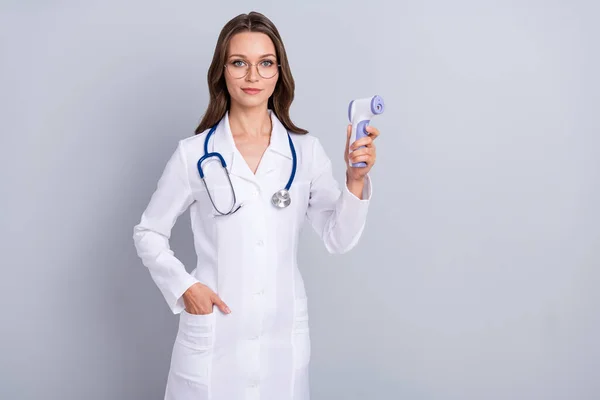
[133,110,372,400]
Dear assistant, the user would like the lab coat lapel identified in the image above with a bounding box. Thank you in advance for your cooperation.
[211,111,257,185]
[255,110,293,178]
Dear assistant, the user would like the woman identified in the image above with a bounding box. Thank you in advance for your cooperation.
[133,11,380,400]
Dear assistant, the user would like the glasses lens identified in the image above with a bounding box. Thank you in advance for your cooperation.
[258,62,278,78]
[227,62,248,79]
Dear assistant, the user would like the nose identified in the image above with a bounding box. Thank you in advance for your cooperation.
[246,64,259,81]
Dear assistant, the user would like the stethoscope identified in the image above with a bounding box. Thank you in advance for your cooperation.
[197,121,297,216]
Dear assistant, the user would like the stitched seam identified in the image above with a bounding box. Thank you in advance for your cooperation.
[178,140,193,195]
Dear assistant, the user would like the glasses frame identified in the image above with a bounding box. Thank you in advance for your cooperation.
[224,59,281,79]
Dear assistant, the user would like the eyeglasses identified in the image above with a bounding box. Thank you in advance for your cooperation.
[224,59,281,79]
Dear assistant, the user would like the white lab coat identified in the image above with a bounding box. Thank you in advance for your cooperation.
[133,109,372,400]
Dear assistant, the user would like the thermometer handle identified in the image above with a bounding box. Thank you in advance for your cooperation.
[350,119,370,168]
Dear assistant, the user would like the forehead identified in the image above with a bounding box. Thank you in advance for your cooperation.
[227,32,276,58]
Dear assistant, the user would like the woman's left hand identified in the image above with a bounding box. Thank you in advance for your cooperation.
[345,123,380,182]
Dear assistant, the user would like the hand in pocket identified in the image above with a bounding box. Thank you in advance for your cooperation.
[183,282,231,315]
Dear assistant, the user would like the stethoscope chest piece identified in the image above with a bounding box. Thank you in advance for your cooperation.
[271,189,291,208]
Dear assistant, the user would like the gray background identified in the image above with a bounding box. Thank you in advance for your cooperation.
[1,1,598,399]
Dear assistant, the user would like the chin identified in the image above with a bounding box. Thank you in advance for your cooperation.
[234,96,268,108]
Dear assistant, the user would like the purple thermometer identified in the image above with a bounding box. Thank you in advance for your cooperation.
[348,95,385,167]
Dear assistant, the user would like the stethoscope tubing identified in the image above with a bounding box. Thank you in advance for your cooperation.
[196,120,297,214]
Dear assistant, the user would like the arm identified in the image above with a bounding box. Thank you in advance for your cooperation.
[306,137,373,254]
[132,140,199,314]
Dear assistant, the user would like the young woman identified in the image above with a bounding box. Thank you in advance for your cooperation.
[133,11,380,400]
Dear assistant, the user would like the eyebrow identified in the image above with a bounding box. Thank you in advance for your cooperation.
[228,53,276,59]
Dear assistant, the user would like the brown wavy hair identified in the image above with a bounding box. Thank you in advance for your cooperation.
[194,11,308,135]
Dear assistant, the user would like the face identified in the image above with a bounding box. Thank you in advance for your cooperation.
[224,32,279,110]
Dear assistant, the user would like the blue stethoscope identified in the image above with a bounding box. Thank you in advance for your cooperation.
[197,121,297,215]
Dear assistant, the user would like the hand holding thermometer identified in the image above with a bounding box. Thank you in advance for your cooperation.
[347,95,385,167]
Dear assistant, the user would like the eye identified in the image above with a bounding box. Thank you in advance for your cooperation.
[260,60,275,67]
[231,59,247,67]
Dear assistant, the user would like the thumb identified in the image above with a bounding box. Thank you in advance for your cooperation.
[346,124,352,143]
[211,293,231,314]
[345,124,352,154]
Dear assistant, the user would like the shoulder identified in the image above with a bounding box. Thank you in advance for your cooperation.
[176,129,211,159]
[292,132,330,160]
[289,132,324,163]
[180,128,210,147]
[289,132,323,155]
[289,133,333,181]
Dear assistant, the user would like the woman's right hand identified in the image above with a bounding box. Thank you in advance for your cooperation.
[182,282,231,315]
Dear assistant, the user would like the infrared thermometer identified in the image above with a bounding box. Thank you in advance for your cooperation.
[347,95,385,167]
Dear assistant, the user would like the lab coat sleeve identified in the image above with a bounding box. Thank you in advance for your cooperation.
[305,137,372,254]
[132,140,199,314]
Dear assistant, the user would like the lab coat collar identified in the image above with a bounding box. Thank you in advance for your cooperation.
[265,109,293,160]
[211,109,293,184]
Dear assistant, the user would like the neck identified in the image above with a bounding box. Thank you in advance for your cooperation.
[228,103,272,139]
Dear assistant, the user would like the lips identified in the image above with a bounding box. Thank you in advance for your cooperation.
[242,88,262,95]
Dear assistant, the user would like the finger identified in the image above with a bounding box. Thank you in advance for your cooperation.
[212,294,231,314]
[350,136,374,150]
[344,124,352,161]
[365,125,380,138]
[349,154,374,164]
[349,147,373,157]
[350,148,376,161]
[345,124,351,149]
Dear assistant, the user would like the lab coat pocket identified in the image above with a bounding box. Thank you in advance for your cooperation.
[292,297,311,369]
[178,309,215,349]
[169,309,215,386]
